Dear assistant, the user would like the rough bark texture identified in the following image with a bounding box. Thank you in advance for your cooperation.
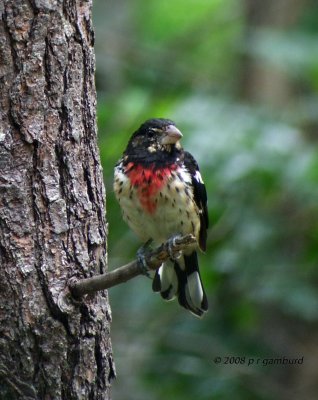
[0,1,114,399]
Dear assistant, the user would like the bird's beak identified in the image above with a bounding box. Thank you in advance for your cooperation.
[161,125,183,145]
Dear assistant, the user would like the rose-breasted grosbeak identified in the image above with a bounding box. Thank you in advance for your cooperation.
[114,118,208,317]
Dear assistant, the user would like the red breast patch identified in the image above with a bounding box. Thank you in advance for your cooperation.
[125,162,177,214]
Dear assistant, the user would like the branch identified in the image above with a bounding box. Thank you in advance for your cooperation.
[68,234,197,298]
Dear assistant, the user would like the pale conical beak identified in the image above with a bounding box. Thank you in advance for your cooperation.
[161,125,183,145]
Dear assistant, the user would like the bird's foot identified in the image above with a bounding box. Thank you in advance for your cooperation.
[137,239,153,277]
[167,234,182,261]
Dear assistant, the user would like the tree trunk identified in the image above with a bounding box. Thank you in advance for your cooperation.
[240,0,308,105]
[0,1,114,399]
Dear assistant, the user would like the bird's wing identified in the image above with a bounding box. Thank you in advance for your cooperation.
[183,151,209,251]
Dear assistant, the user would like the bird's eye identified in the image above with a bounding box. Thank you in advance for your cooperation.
[148,128,160,137]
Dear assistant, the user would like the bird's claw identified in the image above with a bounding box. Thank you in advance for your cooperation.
[167,234,182,260]
[137,239,153,278]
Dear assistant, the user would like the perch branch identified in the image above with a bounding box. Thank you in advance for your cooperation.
[69,234,197,298]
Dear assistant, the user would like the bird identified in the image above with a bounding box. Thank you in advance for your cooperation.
[113,118,209,317]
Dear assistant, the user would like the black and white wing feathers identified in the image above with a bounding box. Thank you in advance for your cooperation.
[183,151,209,251]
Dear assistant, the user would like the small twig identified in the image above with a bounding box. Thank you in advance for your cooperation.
[69,234,196,298]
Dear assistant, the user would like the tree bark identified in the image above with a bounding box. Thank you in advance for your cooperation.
[0,1,114,399]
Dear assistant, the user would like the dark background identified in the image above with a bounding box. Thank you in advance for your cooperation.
[93,1,318,399]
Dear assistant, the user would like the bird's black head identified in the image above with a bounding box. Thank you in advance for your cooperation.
[125,118,183,157]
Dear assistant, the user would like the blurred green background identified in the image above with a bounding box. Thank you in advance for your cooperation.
[93,1,318,399]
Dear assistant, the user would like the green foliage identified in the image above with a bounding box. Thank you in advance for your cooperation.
[93,0,318,399]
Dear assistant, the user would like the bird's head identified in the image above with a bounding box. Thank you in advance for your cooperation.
[127,118,183,155]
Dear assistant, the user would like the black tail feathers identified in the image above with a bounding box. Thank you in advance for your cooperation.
[152,251,208,317]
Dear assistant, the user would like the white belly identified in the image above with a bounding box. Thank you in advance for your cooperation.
[114,165,200,245]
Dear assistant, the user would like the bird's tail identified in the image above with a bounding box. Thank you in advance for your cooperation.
[152,251,208,317]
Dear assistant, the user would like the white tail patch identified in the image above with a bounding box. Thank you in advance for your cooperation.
[186,271,204,309]
[153,252,208,317]
[158,263,178,300]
